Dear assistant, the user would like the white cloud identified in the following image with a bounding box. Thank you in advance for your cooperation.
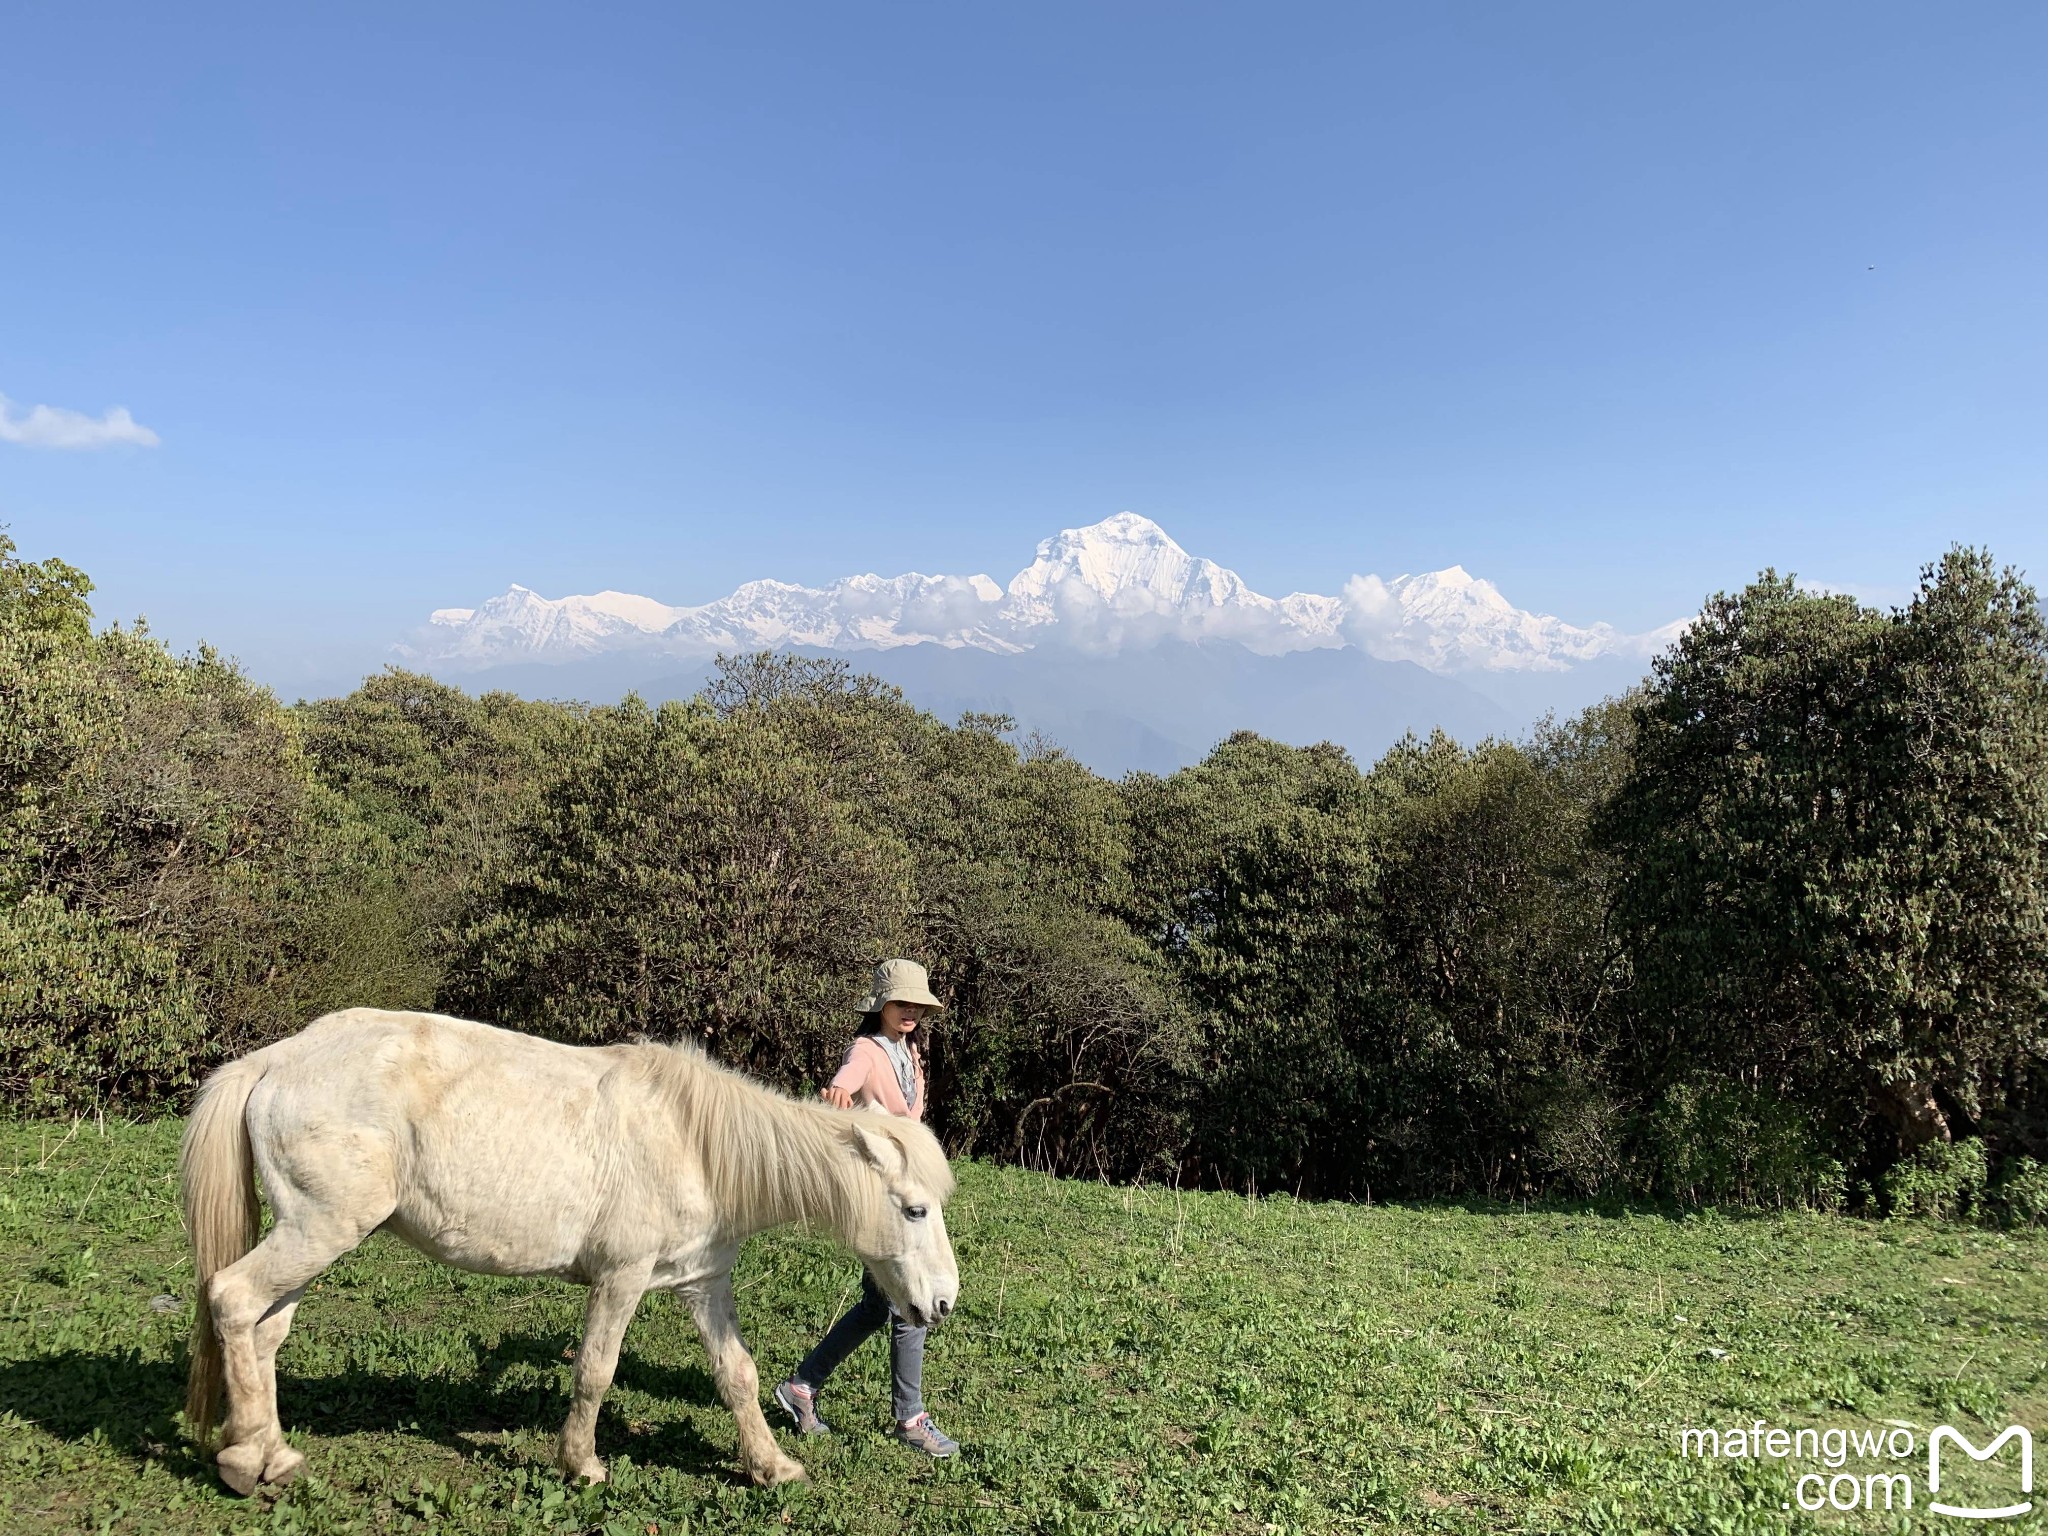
[895,574,1004,637]
[1340,573,1399,636]
[1340,573,1428,662]
[0,394,161,450]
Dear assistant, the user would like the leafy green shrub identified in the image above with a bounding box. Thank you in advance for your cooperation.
[295,669,589,985]
[1362,726,1628,1200]
[1992,1156,2048,1227]
[1120,733,1381,1194]
[1881,1136,1990,1221]
[440,695,910,1079]
[0,895,205,1112]
[1,533,430,1113]
[938,896,1199,1180]
[1646,1078,1847,1209]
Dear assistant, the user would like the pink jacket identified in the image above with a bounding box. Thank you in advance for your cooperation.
[828,1035,926,1121]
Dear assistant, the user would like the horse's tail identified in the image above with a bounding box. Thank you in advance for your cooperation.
[180,1053,266,1447]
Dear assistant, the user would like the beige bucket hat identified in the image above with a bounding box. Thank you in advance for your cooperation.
[856,958,943,1014]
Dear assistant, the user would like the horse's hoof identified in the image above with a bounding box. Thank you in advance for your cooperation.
[560,1457,607,1485]
[216,1441,266,1497]
[262,1445,307,1488]
[753,1455,806,1487]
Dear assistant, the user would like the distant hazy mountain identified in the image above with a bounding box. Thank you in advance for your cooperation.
[401,513,1682,773]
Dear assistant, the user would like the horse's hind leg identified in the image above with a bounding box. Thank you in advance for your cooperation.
[209,1216,369,1494]
[244,1290,309,1487]
[208,1139,391,1496]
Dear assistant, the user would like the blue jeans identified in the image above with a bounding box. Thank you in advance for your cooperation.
[793,1267,926,1422]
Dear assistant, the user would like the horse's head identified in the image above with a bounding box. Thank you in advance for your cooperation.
[841,1119,959,1329]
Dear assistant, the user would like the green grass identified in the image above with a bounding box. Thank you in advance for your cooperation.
[3,1117,2045,1535]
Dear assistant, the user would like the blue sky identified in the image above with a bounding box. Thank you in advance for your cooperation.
[4,2,2044,692]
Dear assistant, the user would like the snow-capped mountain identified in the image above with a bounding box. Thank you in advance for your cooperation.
[405,513,1679,676]
[1341,566,1688,673]
[423,572,1012,665]
[990,512,1347,654]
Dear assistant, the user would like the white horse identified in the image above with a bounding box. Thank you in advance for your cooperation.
[180,1008,958,1495]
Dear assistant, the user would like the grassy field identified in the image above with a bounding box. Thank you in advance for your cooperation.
[2,1118,2044,1535]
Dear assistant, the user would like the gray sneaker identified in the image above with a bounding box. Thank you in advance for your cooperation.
[895,1410,959,1457]
[773,1377,832,1436]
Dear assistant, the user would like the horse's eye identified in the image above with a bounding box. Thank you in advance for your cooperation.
[904,1204,928,1221]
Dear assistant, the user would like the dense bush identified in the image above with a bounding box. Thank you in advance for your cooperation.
[440,691,913,1072]
[0,893,202,1111]
[296,669,585,944]
[1643,1078,1849,1210]
[1117,717,1635,1201]
[1992,1157,2048,1227]
[1882,1137,1992,1222]
[6,530,2047,1221]
[0,534,424,1109]
[1598,551,2048,1183]
[1121,732,1380,1193]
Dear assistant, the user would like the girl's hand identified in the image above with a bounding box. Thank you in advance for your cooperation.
[821,1085,855,1110]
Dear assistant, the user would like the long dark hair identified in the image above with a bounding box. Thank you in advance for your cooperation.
[855,1008,926,1063]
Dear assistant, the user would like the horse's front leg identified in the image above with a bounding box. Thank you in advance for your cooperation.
[557,1262,652,1484]
[682,1272,804,1486]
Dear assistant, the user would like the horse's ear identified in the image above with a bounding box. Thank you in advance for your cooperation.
[847,1123,904,1178]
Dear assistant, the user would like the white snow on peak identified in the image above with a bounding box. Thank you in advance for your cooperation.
[402,512,1679,675]
[578,590,696,630]
[1343,571,1602,673]
[997,513,1342,654]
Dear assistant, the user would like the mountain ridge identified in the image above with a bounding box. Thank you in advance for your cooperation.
[406,512,1683,677]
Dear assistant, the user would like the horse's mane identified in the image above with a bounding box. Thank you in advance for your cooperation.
[628,1038,954,1235]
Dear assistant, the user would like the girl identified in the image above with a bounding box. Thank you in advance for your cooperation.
[772,959,959,1457]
